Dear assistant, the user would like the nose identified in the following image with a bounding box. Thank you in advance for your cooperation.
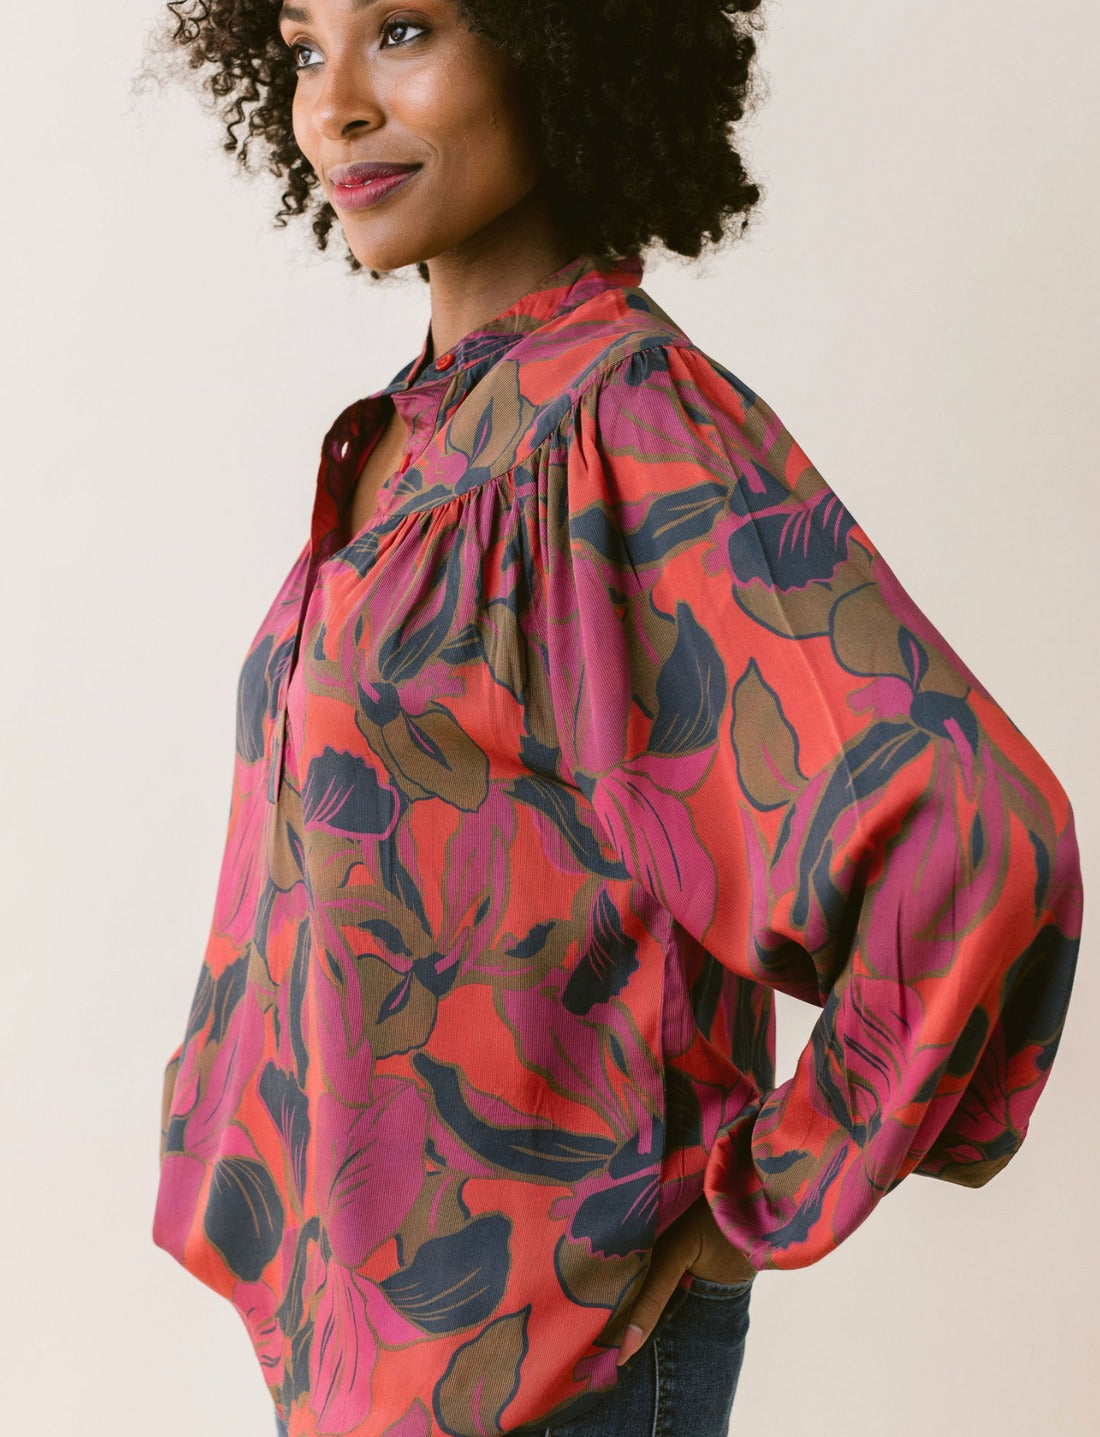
[310,46,383,143]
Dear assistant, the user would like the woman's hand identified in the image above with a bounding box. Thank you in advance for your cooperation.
[616,1194,757,1365]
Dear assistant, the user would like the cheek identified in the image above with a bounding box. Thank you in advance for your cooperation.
[407,55,534,169]
[447,91,538,188]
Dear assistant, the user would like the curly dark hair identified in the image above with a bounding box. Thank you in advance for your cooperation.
[157,0,769,281]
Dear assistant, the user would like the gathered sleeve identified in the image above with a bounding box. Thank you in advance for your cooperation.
[542,342,1082,1270]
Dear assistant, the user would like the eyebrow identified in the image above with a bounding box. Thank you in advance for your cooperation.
[278,0,383,23]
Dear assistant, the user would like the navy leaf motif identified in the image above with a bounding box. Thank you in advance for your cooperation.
[378,548,463,683]
[439,623,483,667]
[690,953,724,1038]
[302,746,396,834]
[999,922,1079,1069]
[203,1156,284,1282]
[181,965,214,1051]
[518,730,562,782]
[505,920,556,962]
[909,691,979,752]
[791,722,930,930]
[970,813,985,868]
[641,483,729,568]
[198,954,247,1048]
[753,1147,809,1176]
[378,970,414,1022]
[562,889,640,1015]
[413,950,461,998]
[607,1119,667,1179]
[356,679,403,726]
[164,1112,187,1155]
[288,920,310,1088]
[622,345,669,386]
[380,842,432,936]
[258,1063,311,1204]
[941,1007,990,1084]
[275,1217,320,1337]
[412,1054,616,1180]
[569,1174,660,1258]
[711,360,758,408]
[650,603,727,754]
[772,803,796,866]
[284,1320,313,1404]
[178,954,246,1069]
[572,482,726,568]
[569,505,628,567]
[339,526,382,579]
[898,626,929,690]
[728,482,857,589]
[235,635,296,763]
[236,634,274,763]
[755,1144,847,1252]
[1029,830,1051,912]
[811,987,890,1144]
[664,1067,702,1151]
[285,819,306,877]
[511,775,630,880]
[471,395,494,460]
[269,637,296,710]
[380,1213,511,1333]
[358,916,413,956]
[727,462,789,517]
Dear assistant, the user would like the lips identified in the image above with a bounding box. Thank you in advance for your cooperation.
[328,161,420,188]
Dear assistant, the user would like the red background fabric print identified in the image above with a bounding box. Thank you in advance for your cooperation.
[154,251,1081,1437]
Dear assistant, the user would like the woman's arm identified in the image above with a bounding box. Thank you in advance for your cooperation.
[544,341,1082,1275]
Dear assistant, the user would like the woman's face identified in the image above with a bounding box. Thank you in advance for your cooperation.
[278,0,544,273]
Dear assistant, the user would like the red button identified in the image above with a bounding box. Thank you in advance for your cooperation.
[434,351,455,371]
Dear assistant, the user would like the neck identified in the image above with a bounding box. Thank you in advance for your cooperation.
[424,187,584,359]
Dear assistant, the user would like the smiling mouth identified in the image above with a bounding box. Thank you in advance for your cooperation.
[328,165,422,213]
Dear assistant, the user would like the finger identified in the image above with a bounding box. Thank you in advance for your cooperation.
[617,1236,696,1366]
[695,1209,758,1284]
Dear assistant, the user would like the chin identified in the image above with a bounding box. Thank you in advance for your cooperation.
[340,229,435,275]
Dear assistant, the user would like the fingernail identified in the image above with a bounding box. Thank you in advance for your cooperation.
[617,1323,645,1367]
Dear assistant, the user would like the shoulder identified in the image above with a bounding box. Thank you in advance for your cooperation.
[486,281,770,474]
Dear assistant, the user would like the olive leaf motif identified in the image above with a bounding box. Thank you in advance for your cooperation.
[432,1307,531,1437]
[730,658,806,810]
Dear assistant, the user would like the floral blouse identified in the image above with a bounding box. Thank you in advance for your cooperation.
[152,249,1082,1437]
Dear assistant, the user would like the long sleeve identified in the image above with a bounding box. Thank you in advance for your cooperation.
[543,341,1082,1270]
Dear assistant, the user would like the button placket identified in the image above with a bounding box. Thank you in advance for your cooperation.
[266,701,288,804]
[267,546,328,804]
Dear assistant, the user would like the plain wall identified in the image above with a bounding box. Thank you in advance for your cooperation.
[2,1,1096,1432]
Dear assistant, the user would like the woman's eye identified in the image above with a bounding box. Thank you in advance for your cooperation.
[288,41,322,72]
[380,18,429,49]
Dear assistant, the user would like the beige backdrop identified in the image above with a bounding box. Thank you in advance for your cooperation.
[3,1,1096,1433]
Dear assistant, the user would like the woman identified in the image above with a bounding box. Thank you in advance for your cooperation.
[151,3,1083,1435]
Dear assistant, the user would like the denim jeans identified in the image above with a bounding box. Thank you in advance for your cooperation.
[272,1272,753,1436]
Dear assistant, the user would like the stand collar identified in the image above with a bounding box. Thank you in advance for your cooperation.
[380,249,645,413]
